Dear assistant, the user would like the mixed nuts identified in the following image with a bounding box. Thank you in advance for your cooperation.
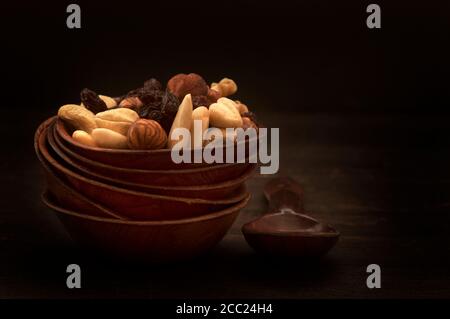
[57,73,258,150]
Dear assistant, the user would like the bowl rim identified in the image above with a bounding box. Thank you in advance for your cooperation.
[42,191,250,226]
[37,117,248,204]
[49,122,256,191]
[56,116,261,154]
[57,117,171,154]
[53,120,250,175]
[35,119,127,220]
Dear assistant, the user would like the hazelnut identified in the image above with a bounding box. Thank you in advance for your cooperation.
[127,119,167,150]
[167,73,209,99]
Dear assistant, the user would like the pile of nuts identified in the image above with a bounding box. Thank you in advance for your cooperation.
[58,74,258,150]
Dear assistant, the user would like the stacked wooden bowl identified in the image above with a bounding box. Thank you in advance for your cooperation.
[35,117,255,262]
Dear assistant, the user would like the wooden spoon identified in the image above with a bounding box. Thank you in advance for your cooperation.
[242,177,339,257]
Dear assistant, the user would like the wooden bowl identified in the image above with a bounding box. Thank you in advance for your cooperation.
[55,117,259,170]
[52,122,254,188]
[34,118,126,219]
[42,191,250,262]
[36,118,249,221]
[50,124,255,199]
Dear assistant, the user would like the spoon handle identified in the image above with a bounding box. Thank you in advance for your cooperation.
[264,177,304,212]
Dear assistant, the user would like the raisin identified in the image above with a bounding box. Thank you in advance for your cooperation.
[143,78,162,92]
[145,109,164,123]
[80,88,107,114]
[126,87,145,98]
[192,95,211,108]
[140,89,164,107]
[159,92,180,132]
[138,90,180,133]
[161,91,179,115]
[125,79,162,102]
[122,78,180,133]
[138,104,159,118]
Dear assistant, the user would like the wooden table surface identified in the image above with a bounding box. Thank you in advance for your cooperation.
[1,110,450,298]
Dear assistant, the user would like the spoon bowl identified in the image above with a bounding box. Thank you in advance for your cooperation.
[243,210,339,257]
[242,178,339,257]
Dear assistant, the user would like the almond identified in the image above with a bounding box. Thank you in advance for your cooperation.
[91,128,128,149]
[72,130,96,147]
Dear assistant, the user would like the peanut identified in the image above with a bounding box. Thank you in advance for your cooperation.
[58,104,97,133]
[211,78,237,97]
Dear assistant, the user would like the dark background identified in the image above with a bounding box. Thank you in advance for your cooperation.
[3,0,449,114]
[1,0,450,298]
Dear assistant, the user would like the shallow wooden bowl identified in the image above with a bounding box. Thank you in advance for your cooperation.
[36,118,249,221]
[52,122,254,187]
[55,117,258,170]
[42,191,250,262]
[49,124,255,199]
[34,118,126,219]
